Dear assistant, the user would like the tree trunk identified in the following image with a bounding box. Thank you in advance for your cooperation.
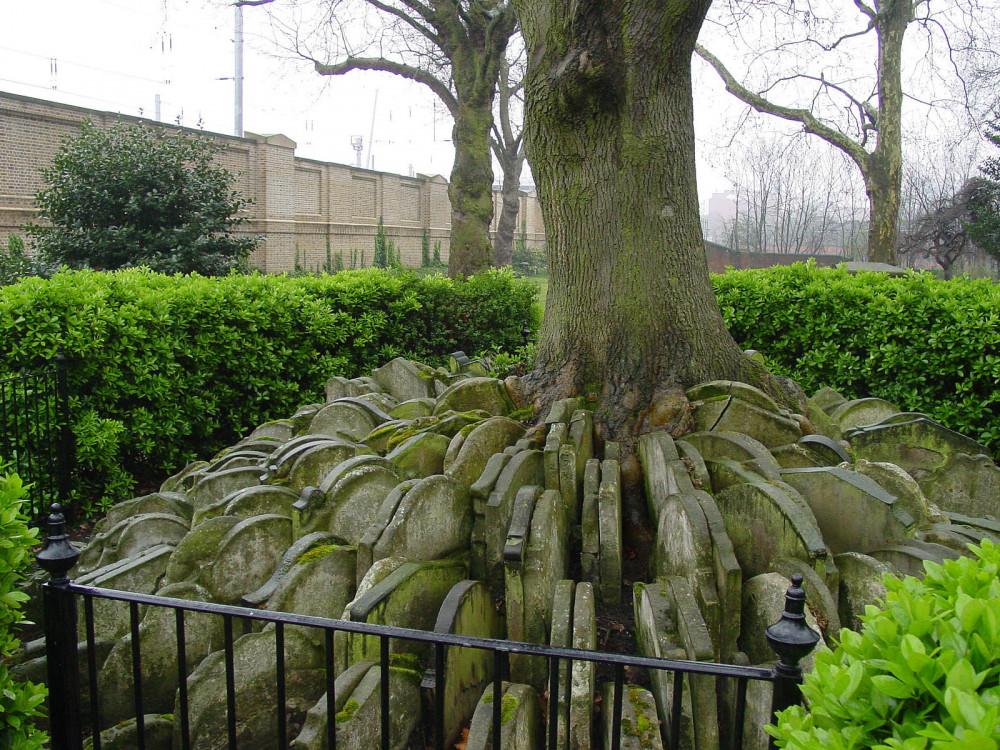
[516,0,765,444]
[493,147,525,267]
[866,0,909,266]
[448,100,497,278]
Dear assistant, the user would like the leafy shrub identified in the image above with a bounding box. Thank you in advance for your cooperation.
[0,235,50,288]
[713,263,1000,455]
[769,540,1000,749]
[512,242,546,276]
[28,121,257,275]
[0,268,536,506]
[0,468,47,750]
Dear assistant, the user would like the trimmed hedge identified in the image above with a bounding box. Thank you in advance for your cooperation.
[714,263,1000,456]
[0,268,537,508]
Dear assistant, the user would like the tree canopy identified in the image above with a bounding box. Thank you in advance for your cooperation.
[29,121,256,276]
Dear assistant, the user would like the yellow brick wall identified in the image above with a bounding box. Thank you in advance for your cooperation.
[0,91,547,271]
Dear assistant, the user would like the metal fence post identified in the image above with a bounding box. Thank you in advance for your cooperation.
[54,348,73,515]
[765,573,820,747]
[36,503,83,750]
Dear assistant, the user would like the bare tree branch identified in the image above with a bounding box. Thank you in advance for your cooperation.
[313,55,459,112]
[695,44,871,175]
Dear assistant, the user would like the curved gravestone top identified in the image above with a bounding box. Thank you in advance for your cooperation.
[433,377,514,417]
[779,466,915,555]
[444,416,525,488]
[386,431,451,479]
[686,380,781,414]
[681,431,781,480]
[243,531,345,606]
[714,480,830,581]
[223,484,299,520]
[373,357,436,402]
[187,465,263,512]
[372,474,472,566]
[203,513,294,605]
[829,397,900,431]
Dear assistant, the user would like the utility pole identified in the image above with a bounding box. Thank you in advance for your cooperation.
[234,3,244,137]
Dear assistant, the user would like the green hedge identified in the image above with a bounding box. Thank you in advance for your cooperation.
[714,263,1000,456]
[0,268,537,508]
[0,469,46,750]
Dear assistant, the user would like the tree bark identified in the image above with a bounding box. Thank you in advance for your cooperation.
[492,145,525,268]
[516,0,766,444]
[448,99,498,277]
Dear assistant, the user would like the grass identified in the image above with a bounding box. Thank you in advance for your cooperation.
[527,273,548,314]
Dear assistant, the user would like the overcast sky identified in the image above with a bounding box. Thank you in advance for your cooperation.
[1,0,749,198]
[3,0,985,208]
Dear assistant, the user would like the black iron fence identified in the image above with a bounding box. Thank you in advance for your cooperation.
[37,507,820,750]
[0,352,72,520]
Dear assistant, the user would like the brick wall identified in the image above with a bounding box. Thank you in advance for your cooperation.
[0,91,546,272]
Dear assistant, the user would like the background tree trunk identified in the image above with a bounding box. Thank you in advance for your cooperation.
[448,101,497,277]
[516,0,764,443]
[492,150,525,267]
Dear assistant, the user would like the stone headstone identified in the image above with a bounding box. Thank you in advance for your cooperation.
[779,466,914,555]
[680,432,781,481]
[373,357,435,401]
[833,551,895,632]
[569,582,596,750]
[601,683,663,750]
[740,573,821,670]
[465,682,545,750]
[76,545,175,641]
[423,580,504,748]
[829,397,899,430]
[484,450,544,591]
[714,480,831,582]
[372,474,472,565]
[202,514,293,605]
[97,581,223,726]
[347,558,468,665]
[916,452,1000,519]
[386,432,451,478]
[163,516,240,584]
[302,457,404,542]
[868,539,963,579]
[445,416,525,488]
[187,467,262,512]
[691,396,801,448]
[598,459,623,607]
[291,660,374,750]
[181,627,325,750]
[390,398,436,420]
[223,485,298,519]
[433,377,513,417]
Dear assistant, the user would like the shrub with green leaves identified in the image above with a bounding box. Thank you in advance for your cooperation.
[0,468,47,750]
[28,120,256,276]
[0,267,537,507]
[0,234,50,288]
[713,263,1000,455]
[769,540,1000,750]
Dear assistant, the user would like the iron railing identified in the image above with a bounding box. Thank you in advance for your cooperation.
[0,352,72,520]
[36,506,820,750]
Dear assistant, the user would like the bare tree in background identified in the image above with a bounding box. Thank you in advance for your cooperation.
[710,128,868,256]
[696,0,993,265]
[490,36,526,268]
[270,0,516,277]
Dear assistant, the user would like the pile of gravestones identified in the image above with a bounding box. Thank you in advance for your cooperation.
[23,354,1000,750]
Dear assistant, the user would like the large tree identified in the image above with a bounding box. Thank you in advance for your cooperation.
[695,0,985,266]
[285,0,516,277]
[513,0,775,455]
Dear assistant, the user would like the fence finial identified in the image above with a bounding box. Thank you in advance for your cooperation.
[36,503,80,585]
[766,574,820,674]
